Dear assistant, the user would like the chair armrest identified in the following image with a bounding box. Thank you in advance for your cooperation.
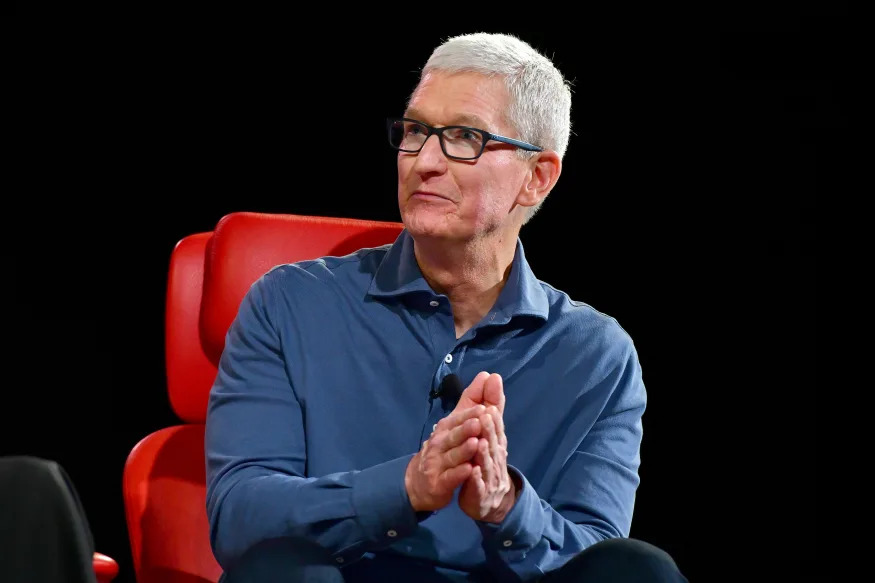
[93,552,119,583]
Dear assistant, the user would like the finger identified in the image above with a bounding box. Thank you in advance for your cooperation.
[477,436,492,490]
[470,464,482,485]
[472,464,486,499]
[483,373,505,415]
[484,414,502,479]
[463,465,481,497]
[440,461,473,491]
[488,405,507,449]
[435,416,482,454]
[462,464,486,504]
[437,403,486,434]
[475,456,488,499]
[456,371,490,410]
[472,438,486,467]
[443,436,479,468]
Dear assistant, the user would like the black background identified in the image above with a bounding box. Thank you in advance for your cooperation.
[8,10,839,583]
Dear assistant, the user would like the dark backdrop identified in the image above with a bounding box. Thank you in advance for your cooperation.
[8,15,838,583]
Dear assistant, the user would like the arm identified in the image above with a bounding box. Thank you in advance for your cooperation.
[204,273,420,569]
[476,344,645,581]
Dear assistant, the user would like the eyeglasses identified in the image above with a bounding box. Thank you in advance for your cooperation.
[387,117,543,161]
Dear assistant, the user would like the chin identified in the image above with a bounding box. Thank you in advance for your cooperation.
[401,208,458,239]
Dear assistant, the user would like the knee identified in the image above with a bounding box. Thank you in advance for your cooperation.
[554,538,686,583]
[586,538,680,571]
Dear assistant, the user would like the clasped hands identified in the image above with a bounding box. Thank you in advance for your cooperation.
[404,372,517,523]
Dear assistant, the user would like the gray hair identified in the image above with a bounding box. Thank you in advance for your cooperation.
[417,33,573,224]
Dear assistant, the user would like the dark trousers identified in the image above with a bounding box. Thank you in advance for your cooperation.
[0,456,98,583]
[221,536,688,583]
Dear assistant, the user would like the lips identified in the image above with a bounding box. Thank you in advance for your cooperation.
[411,191,452,202]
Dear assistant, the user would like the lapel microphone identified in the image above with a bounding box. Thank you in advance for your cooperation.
[430,373,463,401]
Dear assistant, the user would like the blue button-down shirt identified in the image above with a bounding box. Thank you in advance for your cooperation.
[205,230,645,582]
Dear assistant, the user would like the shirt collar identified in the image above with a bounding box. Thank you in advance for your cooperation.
[368,230,549,324]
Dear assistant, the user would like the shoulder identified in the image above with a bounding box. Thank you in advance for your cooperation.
[537,282,645,409]
[254,244,391,298]
[540,280,637,362]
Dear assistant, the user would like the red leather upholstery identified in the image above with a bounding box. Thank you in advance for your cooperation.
[165,232,216,423]
[200,212,406,365]
[93,552,119,583]
[124,426,222,583]
[123,212,404,583]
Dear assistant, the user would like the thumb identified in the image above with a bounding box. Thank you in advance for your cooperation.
[483,373,505,415]
[455,371,490,411]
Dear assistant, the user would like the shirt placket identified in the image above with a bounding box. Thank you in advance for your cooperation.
[420,296,468,446]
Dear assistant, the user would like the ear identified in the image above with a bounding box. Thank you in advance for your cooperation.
[515,151,562,209]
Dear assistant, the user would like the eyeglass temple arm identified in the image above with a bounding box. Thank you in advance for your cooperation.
[487,133,543,152]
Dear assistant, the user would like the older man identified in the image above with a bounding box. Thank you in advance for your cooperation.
[206,33,687,582]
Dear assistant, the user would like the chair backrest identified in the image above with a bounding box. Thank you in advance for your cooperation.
[123,212,404,583]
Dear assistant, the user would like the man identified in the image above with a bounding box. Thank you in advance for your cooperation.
[205,33,687,582]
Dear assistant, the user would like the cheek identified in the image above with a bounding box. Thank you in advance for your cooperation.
[396,156,406,181]
[396,158,410,195]
[465,170,517,216]
[397,155,420,182]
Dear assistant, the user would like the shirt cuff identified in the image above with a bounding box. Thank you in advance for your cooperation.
[476,465,543,551]
[351,454,421,544]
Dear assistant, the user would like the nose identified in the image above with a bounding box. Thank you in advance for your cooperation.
[411,133,448,175]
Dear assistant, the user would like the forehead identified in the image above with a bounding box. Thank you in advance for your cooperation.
[405,71,511,131]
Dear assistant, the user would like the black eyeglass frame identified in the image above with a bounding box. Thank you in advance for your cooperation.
[387,117,543,161]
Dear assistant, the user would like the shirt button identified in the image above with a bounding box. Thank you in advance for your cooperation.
[429,300,439,307]
[387,529,398,537]
[444,354,453,363]
[502,540,513,547]
[336,557,345,563]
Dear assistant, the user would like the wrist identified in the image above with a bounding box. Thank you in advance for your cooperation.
[404,455,422,512]
[499,477,519,518]
[484,475,519,524]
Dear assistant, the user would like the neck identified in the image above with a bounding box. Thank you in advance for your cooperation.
[413,231,518,338]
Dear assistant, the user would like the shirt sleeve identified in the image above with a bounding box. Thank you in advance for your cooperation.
[204,272,421,570]
[477,340,645,581]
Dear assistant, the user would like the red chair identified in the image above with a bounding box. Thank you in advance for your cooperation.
[93,552,119,582]
[122,212,404,583]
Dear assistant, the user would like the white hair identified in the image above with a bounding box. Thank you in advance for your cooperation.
[417,33,573,224]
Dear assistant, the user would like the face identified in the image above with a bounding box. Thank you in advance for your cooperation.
[397,71,532,242]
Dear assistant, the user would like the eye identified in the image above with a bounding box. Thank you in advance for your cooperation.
[460,129,479,141]
[445,127,482,142]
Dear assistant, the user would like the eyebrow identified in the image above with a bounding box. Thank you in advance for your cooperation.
[404,109,491,130]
